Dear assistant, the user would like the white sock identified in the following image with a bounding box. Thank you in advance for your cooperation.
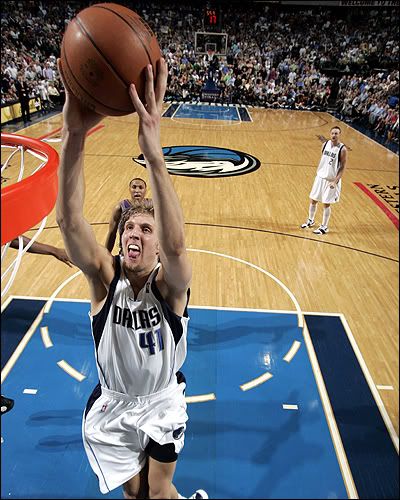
[322,206,331,227]
[308,203,317,222]
[178,494,186,499]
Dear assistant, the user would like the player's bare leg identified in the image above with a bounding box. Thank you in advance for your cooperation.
[123,460,149,499]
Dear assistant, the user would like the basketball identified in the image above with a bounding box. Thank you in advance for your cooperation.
[60,3,161,116]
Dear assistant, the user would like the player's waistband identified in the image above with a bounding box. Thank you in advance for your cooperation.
[101,381,184,404]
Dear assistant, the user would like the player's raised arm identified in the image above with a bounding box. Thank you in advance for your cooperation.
[129,59,192,305]
[56,59,112,279]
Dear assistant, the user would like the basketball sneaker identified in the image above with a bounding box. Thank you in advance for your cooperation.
[1,395,14,415]
[301,219,315,228]
[189,490,209,499]
[313,225,329,235]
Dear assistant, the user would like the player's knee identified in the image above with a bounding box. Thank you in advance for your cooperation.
[148,485,171,499]
[123,490,138,500]
[123,483,140,499]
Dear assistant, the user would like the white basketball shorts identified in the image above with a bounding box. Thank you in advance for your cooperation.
[82,381,188,493]
[309,175,341,204]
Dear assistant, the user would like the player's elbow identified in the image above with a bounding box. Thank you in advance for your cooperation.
[164,242,187,258]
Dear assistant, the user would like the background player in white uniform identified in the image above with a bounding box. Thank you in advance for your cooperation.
[301,126,348,234]
[56,58,207,499]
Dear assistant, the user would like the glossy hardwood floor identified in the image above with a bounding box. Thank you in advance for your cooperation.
[2,106,398,436]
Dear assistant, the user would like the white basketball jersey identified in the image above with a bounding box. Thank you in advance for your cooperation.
[316,140,345,180]
[90,256,189,396]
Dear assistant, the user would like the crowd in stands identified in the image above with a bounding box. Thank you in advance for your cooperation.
[1,1,72,118]
[1,0,398,147]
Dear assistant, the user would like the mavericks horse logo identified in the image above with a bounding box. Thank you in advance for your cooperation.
[133,146,261,178]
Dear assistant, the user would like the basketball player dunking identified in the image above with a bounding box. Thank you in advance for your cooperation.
[56,58,207,500]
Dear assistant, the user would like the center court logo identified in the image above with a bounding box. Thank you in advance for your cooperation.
[133,146,261,178]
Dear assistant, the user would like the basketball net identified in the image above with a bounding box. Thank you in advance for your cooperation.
[1,134,58,298]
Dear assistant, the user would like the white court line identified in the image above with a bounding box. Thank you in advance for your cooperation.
[282,404,298,410]
[40,326,53,348]
[187,249,304,328]
[161,103,173,117]
[185,393,216,403]
[23,388,37,394]
[240,372,273,391]
[41,137,61,143]
[302,321,358,499]
[57,360,86,382]
[43,270,83,314]
[243,105,253,122]
[340,314,399,453]
[376,385,394,391]
[283,340,302,363]
[234,105,241,122]
[170,103,182,119]
[1,295,14,313]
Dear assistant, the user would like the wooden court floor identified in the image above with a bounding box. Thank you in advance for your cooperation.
[1,106,399,439]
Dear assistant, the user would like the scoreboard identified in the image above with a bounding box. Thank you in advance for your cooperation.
[204,5,221,29]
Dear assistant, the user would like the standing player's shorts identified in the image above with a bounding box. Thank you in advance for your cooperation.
[309,175,342,204]
[82,381,188,493]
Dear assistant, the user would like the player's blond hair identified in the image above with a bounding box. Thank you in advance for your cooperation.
[118,199,154,254]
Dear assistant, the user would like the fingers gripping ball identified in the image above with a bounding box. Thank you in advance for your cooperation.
[60,3,161,116]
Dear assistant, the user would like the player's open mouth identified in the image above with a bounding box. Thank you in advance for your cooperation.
[127,244,140,258]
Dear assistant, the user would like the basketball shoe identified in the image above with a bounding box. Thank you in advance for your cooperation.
[313,225,329,235]
[301,218,315,228]
[189,490,209,499]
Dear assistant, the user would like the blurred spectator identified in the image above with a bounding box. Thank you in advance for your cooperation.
[47,81,60,106]
[14,74,31,124]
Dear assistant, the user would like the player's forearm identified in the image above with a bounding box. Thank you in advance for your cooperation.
[56,130,87,228]
[10,237,54,256]
[335,165,345,183]
[147,156,186,255]
[21,237,57,256]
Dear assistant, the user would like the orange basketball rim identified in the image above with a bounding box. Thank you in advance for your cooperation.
[1,133,59,245]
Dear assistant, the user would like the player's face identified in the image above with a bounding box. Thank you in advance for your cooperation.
[121,214,158,272]
[129,180,146,201]
[330,128,340,143]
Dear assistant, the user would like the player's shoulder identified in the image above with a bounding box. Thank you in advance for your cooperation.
[111,201,122,212]
[120,199,132,211]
